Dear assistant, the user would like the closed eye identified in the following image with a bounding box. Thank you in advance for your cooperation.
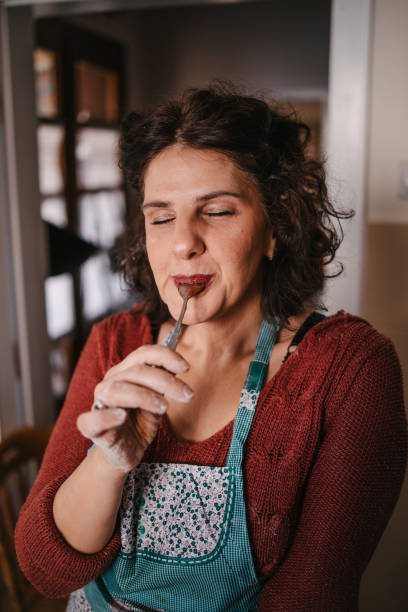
[206,211,234,217]
[151,217,174,225]
[149,210,234,224]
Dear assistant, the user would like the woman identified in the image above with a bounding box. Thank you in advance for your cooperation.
[16,84,407,611]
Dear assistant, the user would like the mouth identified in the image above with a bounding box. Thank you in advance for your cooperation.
[172,274,214,294]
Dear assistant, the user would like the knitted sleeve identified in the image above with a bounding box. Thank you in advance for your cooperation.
[14,313,150,598]
[258,337,407,611]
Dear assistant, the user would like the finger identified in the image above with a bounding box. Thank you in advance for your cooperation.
[104,345,190,381]
[94,381,169,414]
[77,408,127,440]
[125,406,162,442]
[97,363,194,403]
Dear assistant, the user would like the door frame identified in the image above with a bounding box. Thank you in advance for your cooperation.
[325,0,372,315]
[0,4,53,433]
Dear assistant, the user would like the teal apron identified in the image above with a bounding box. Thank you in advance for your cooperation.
[68,318,278,612]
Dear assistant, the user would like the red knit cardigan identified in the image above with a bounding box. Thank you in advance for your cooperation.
[15,310,407,611]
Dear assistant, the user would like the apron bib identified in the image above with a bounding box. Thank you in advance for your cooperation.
[68,318,278,612]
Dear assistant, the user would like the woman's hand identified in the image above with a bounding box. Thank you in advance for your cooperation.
[76,345,193,473]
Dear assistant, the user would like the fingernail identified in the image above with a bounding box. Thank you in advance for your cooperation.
[183,386,194,400]
[157,401,168,413]
[111,408,127,421]
[179,360,189,372]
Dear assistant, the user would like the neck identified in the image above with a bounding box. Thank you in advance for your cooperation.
[175,298,312,364]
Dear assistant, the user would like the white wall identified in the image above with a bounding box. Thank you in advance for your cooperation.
[324,0,372,317]
[367,0,408,224]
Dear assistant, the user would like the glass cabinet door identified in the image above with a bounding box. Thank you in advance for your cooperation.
[35,22,127,411]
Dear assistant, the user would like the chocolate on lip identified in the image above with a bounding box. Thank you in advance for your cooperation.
[173,274,213,298]
[173,274,213,285]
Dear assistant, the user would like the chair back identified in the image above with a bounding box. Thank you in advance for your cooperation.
[0,425,52,612]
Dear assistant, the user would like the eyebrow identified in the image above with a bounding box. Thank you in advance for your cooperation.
[141,201,169,210]
[142,191,244,210]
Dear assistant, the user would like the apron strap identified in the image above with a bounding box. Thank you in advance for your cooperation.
[227,318,278,469]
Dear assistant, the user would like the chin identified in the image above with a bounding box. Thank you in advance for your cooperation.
[181,314,207,326]
[181,303,220,325]
[165,291,222,325]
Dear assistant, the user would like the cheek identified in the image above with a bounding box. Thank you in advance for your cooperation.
[145,233,164,272]
[225,226,264,267]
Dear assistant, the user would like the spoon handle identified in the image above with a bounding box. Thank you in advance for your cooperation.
[162,294,188,350]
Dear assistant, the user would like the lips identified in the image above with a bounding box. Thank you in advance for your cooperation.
[172,274,214,298]
[172,274,214,286]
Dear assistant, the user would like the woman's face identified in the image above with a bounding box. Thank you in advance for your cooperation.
[142,145,275,325]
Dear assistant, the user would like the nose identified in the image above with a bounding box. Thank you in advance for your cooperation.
[172,217,205,260]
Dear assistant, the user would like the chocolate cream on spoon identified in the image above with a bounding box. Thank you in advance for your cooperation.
[164,282,206,350]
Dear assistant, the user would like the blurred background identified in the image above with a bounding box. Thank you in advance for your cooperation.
[0,0,406,610]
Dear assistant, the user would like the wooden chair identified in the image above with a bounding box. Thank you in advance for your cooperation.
[0,425,66,612]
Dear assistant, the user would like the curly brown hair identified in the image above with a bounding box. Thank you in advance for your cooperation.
[116,82,353,327]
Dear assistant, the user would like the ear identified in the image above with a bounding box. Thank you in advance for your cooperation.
[264,231,276,261]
